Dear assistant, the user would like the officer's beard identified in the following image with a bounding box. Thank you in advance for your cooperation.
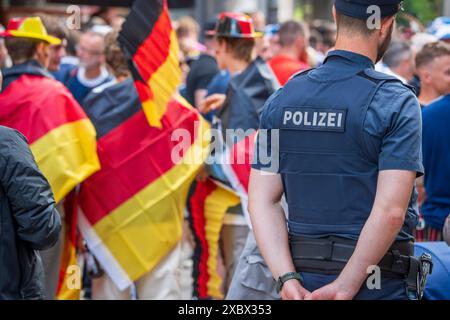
[376,23,394,63]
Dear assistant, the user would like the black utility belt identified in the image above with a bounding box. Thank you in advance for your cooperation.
[289,235,416,278]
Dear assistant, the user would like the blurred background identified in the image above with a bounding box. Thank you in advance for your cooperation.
[1,0,449,30]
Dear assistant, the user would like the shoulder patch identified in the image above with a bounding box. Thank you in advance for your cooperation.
[358,69,402,83]
[358,69,416,94]
[289,68,315,81]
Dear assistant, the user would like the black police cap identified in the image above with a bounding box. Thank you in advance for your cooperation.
[335,0,403,20]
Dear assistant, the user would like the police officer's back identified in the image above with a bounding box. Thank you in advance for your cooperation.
[249,0,430,300]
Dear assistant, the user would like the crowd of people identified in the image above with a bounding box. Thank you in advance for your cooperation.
[0,3,450,300]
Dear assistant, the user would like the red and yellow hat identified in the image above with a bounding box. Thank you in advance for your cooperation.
[207,12,263,39]
[0,17,61,45]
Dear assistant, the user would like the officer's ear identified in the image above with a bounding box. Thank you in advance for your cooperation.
[332,6,337,24]
[380,15,396,38]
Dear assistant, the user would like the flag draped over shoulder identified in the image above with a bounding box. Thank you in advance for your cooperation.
[188,180,240,299]
[77,0,210,290]
[79,88,209,290]
[0,71,100,203]
[118,0,181,128]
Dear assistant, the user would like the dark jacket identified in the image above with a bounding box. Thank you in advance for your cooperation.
[0,126,61,300]
[218,57,280,132]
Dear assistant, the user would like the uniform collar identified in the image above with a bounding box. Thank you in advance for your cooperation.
[324,50,375,70]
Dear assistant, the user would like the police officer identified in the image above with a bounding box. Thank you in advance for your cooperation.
[249,0,429,300]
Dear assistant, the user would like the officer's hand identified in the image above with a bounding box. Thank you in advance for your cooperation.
[198,94,226,114]
[280,279,311,300]
[306,280,356,300]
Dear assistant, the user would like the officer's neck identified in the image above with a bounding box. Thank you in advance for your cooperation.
[334,36,378,64]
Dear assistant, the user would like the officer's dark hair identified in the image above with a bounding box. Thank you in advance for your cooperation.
[5,37,41,65]
[217,36,255,63]
[416,41,450,69]
[335,11,382,37]
[278,21,306,47]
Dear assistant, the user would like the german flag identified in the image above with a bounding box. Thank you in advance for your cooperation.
[56,190,80,300]
[118,0,181,128]
[78,80,210,290]
[0,71,100,203]
[188,180,240,299]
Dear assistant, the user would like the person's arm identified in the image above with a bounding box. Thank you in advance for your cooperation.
[0,129,61,250]
[308,170,416,300]
[309,89,423,300]
[198,93,226,114]
[248,169,311,300]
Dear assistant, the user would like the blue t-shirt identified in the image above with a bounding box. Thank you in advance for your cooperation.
[52,63,77,84]
[422,95,450,230]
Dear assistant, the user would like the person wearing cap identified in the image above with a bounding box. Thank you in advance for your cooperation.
[0,17,92,299]
[184,20,220,108]
[36,14,68,74]
[199,12,279,297]
[250,0,427,300]
[0,25,62,300]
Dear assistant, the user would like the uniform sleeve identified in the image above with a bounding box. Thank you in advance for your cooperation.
[378,90,424,176]
[0,129,61,250]
[252,90,281,173]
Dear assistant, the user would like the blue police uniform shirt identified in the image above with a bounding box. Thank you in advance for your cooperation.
[253,50,424,241]
[422,95,450,230]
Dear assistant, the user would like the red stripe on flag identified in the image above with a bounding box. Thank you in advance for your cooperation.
[134,79,153,101]
[0,75,88,144]
[229,132,257,193]
[190,180,217,298]
[133,7,172,82]
[79,99,199,225]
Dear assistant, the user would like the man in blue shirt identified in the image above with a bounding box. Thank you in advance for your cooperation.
[249,0,426,300]
[64,31,113,106]
[422,94,450,241]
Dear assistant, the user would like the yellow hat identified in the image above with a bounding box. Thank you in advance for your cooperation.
[0,17,62,45]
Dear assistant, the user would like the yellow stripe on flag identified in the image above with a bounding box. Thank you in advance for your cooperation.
[142,30,181,128]
[204,186,240,299]
[30,119,100,203]
[93,116,210,281]
[56,243,80,300]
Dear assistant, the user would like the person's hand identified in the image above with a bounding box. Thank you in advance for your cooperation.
[280,279,311,300]
[306,278,358,300]
[198,94,226,114]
